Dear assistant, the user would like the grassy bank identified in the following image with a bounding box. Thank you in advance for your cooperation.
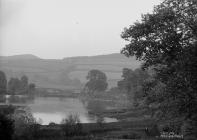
[27,119,158,140]
[0,104,184,140]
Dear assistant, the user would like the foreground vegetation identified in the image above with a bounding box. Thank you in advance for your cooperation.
[0,105,183,140]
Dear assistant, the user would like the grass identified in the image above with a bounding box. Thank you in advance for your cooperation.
[34,119,158,140]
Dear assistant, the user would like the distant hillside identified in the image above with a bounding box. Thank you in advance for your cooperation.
[0,53,141,90]
[0,54,40,60]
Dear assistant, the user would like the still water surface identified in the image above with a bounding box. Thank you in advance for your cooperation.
[2,96,117,125]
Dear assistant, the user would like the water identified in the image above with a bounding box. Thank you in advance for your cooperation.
[1,95,118,125]
[30,97,97,124]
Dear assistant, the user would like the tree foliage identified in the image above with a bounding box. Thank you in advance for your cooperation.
[28,83,36,94]
[84,69,108,94]
[0,106,15,140]
[7,75,36,95]
[61,114,82,137]
[0,113,14,140]
[0,70,7,94]
[8,78,21,94]
[13,107,37,138]
[118,68,149,102]
[20,75,28,91]
[121,0,197,137]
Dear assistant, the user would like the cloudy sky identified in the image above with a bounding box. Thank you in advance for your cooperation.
[0,0,161,59]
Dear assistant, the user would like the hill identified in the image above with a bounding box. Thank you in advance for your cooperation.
[0,53,141,90]
[0,54,40,60]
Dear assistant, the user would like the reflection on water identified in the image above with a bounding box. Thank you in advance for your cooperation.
[0,95,118,125]
[30,97,97,124]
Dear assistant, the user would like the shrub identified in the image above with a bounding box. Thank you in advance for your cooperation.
[49,122,56,126]
[61,114,83,137]
[96,116,105,128]
[121,133,141,139]
[145,124,160,137]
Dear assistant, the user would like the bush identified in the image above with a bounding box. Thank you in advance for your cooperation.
[13,107,40,140]
[181,119,197,140]
[161,121,182,134]
[61,114,83,137]
[121,133,141,139]
[145,124,160,137]
[49,122,56,126]
[96,116,105,128]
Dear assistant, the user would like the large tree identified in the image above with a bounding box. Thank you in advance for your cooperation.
[84,69,108,94]
[121,0,197,137]
[0,71,7,94]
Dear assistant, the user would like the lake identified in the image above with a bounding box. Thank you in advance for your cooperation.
[1,95,118,125]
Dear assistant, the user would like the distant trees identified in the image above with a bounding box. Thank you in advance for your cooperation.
[0,71,7,94]
[121,0,197,137]
[20,75,28,91]
[84,70,108,94]
[117,68,134,92]
[0,70,36,95]
[7,75,36,95]
[8,78,21,94]
[28,83,36,94]
[117,68,149,102]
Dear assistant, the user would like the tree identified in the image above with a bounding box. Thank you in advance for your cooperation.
[117,68,149,101]
[8,78,21,94]
[121,0,197,137]
[118,68,135,92]
[7,75,36,95]
[20,75,28,91]
[13,107,38,139]
[61,114,82,137]
[0,70,7,94]
[28,83,36,94]
[84,70,108,94]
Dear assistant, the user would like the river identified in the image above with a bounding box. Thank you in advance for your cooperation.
[0,95,118,125]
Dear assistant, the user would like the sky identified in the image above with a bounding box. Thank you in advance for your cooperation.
[0,0,162,59]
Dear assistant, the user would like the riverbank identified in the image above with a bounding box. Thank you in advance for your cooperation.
[88,107,152,122]
[31,119,158,140]
[0,104,183,140]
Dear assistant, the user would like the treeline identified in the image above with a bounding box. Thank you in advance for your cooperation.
[0,70,35,95]
[82,68,150,103]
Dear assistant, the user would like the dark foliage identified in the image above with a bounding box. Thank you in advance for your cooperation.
[121,0,197,138]
[84,69,108,94]
[0,113,14,140]
[7,75,36,95]
[61,114,84,137]
[0,70,7,94]
[117,68,149,102]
